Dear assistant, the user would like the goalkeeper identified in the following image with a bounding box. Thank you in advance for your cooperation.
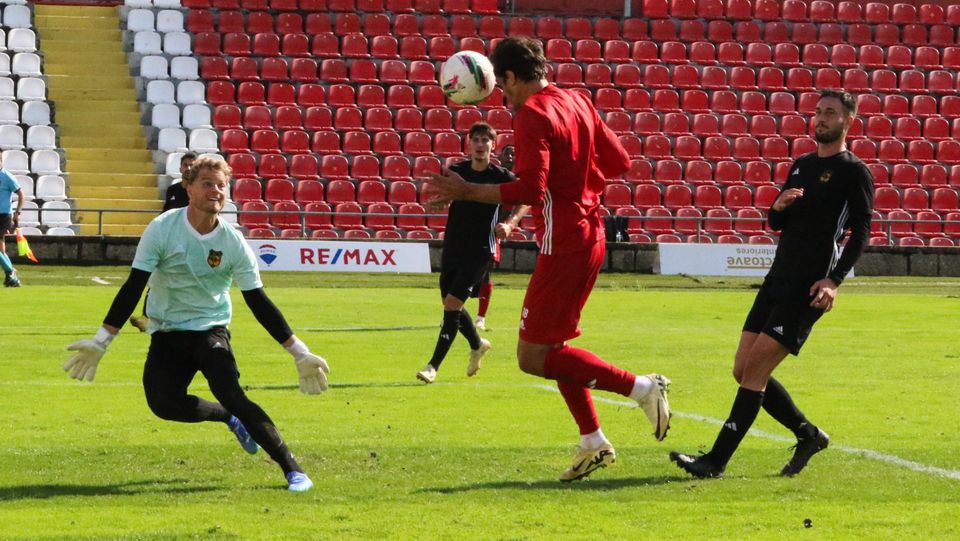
[61,157,327,492]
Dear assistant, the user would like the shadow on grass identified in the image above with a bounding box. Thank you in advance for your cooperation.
[0,479,220,501]
[417,475,678,493]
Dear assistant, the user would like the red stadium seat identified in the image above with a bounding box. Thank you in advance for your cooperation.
[715,160,743,185]
[233,178,263,203]
[703,136,732,161]
[634,184,662,209]
[240,203,271,231]
[694,184,722,209]
[265,178,295,203]
[655,160,683,183]
[754,184,779,208]
[744,161,772,185]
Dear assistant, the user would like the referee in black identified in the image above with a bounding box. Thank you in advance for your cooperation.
[671,90,875,478]
[416,122,517,384]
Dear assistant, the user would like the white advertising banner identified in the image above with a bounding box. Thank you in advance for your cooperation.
[246,240,431,273]
[658,243,778,277]
[657,243,853,278]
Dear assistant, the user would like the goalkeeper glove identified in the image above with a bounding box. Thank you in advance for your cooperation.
[63,327,115,382]
[286,338,330,395]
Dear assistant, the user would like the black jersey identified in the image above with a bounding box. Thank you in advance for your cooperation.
[442,161,515,256]
[767,150,874,286]
[163,182,189,212]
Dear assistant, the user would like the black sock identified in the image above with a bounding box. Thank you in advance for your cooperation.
[429,310,461,368]
[763,377,817,439]
[457,308,482,350]
[706,387,765,467]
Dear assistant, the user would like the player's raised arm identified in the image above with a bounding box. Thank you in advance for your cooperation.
[241,287,330,394]
[63,268,151,382]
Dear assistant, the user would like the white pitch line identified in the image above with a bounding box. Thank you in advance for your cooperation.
[534,384,960,482]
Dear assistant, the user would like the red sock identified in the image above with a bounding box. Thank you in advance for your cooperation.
[543,345,636,397]
[557,382,600,435]
[477,282,492,317]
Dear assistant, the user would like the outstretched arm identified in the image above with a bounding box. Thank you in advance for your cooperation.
[241,287,330,394]
[63,268,151,382]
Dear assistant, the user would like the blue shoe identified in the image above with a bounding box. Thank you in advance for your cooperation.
[286,471,313,492]
[228,416,259,455]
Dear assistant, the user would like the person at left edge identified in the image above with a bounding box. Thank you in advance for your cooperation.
[0,158,24,287]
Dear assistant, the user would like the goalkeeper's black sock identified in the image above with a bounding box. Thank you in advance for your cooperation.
[762,377,817,439]
[457,308,482,350]
[705,387,764,467]
[428,310,461,369]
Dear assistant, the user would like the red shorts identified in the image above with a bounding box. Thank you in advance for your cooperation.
[518,241,605,344]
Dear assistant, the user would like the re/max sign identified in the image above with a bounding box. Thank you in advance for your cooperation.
[300,248,397,266]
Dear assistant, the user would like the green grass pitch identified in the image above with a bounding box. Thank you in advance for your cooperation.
[1,267,959,540]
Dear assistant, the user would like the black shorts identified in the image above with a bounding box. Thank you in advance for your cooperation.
[143,327,239,394]
[468,259,494,298]
[440,251,491,302]
[0,214,12,234]
[742,277,825,355]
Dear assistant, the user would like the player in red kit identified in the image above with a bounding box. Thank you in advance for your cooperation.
[426,37,672,482]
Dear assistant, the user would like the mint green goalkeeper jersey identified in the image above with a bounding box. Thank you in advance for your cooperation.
[132,208,262,333]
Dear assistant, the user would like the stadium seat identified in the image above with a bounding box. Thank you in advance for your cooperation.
[291,157,321,182]
[744,161,772,185]
[694,184,722,209]
[655,160,683,183]
[714,160,742,185]
[703,136,732,161]
[705,208,735,235]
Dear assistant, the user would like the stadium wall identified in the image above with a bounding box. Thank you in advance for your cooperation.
[8,236,960,276]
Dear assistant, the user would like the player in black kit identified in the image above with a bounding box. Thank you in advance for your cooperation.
[671,90,874,478]
[417,123,516,384]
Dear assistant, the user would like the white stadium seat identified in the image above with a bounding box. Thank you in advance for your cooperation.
[3,6,33,29]
[125,0,153,7]
[156,10,184,33]
[0,124,23,150]
[0,77,13,100]
[133,31,162,55]
[188,128,219,153]
[0,53,10,77]
[146,80,175,104]
[18,225,42,236]
[6,28,35,53]
[139,55,168,79]
[176,81,205,105]
[158,127,187,152]
[15,175,33,200]
[11,53,41,77]
[221,201,239,225]
[126,9,154,32]
[1,149,28,174]
[41,201,73,227]
[21,101,50,126]
[0,30,6,52]
[26,126,56,150]
[182,103,212,129]
[35,175,67,201]
[154,0,182,8]
[165,152,184,177]
[170,56,199,80]
[163,31,191,56]
[151,103,180,128]
[16,77,45,101]
[31,150,62,175]
[0,101,18,125]
[46,226,76,236]
[18,201,38,227]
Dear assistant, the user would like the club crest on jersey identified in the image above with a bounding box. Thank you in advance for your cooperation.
[819,170,833,183]
[207,249,223,268]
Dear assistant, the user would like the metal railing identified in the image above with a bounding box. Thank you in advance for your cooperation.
[49,207,960,246]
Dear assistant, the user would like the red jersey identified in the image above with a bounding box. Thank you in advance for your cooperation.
[499,85,630,255]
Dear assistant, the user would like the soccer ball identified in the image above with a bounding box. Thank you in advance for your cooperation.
[440,51,496,105]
